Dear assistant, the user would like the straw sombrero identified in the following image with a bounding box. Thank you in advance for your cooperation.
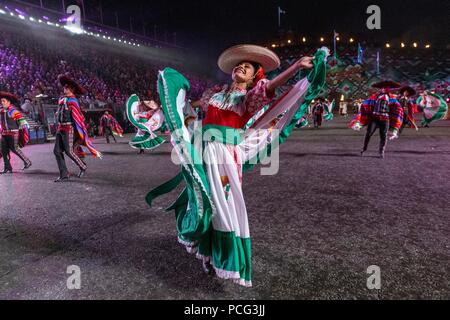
[218,44,281,74]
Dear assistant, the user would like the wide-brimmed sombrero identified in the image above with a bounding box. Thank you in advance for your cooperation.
[218,44,281,74]
[58,75,86,95]
[399,86,416,96]
[371,80,401,89]
[0,91,19,104]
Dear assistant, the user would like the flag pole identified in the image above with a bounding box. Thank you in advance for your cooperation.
[333,30,337,59]
[376,50,380,74]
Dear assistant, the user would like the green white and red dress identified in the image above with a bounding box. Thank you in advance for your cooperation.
[126,96,165,150]
[148,48,329,287]
[417,93,448,127]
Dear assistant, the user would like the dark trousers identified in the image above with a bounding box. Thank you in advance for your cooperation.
[53,129,87,178]
[399,110,409,134]
[105,127,116,144]
[1,134,31,170]
[363,120,389,154]
[314,114,323,127]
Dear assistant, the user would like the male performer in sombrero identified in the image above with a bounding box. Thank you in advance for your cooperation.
[312,97,326,128]
[53,75,102,182]
[99,110,123,144]
[350,80,404,159]
[0,91,32,174]
[398,86,418,134]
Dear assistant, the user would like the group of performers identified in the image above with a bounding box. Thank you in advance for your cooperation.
[350,81,448,159]
[0,43,448,288]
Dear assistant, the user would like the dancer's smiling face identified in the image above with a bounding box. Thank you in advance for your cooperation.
[232,61,256,84]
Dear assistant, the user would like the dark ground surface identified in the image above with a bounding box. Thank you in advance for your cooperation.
[0,117,449,300]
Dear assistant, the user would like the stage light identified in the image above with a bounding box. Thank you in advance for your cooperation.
[320,37,324,42]
[349,38,354,43]
[413,42,418,48]
[287,39,291,44]
[336,37,340,41]
[113,38,117,41]
[401,42,405,48]
[385,43,390,48]
[64,25,84,35]
[47,21,54,26]
[55,23,60,27]
[10,12,14,16]
[38,19,43,23]
[302,37,306,43]
[18,14,25,20]
[0,9,5,14]
[425,44,430,48]
[29,17,35,21]
[271,44,276,48]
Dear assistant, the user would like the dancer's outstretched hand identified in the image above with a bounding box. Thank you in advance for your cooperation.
[297,56,314,70]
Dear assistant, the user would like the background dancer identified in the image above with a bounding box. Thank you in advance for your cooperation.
[99,111,123,144]
[53,75,102,182]
[312,98,326,128]
[350,80,404,159]
[398,86,418,134]
[0,91,32,174]
[126,98,165,154]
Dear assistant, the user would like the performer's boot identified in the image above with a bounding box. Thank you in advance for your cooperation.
[379,152,385,159]
[360,149,366,157]
[54,176,69,183]
[1,168,13,175]
[202,260,213,275]
[77,168,86,178]
[22,161,32,171]
[139,149,145,155]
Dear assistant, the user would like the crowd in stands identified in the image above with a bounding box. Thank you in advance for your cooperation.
[0,20,212,119]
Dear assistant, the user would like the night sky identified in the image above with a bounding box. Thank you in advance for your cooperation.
[16,0,450,56]
[96,0,449,50]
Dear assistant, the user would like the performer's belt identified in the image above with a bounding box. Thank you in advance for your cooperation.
[202,124,243,145]
[1,129,19,135]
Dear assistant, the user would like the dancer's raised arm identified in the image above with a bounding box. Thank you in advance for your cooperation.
[266,56,314,94]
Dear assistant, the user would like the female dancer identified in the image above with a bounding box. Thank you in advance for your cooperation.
[126,98,165,154]
[148,45,329,286]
